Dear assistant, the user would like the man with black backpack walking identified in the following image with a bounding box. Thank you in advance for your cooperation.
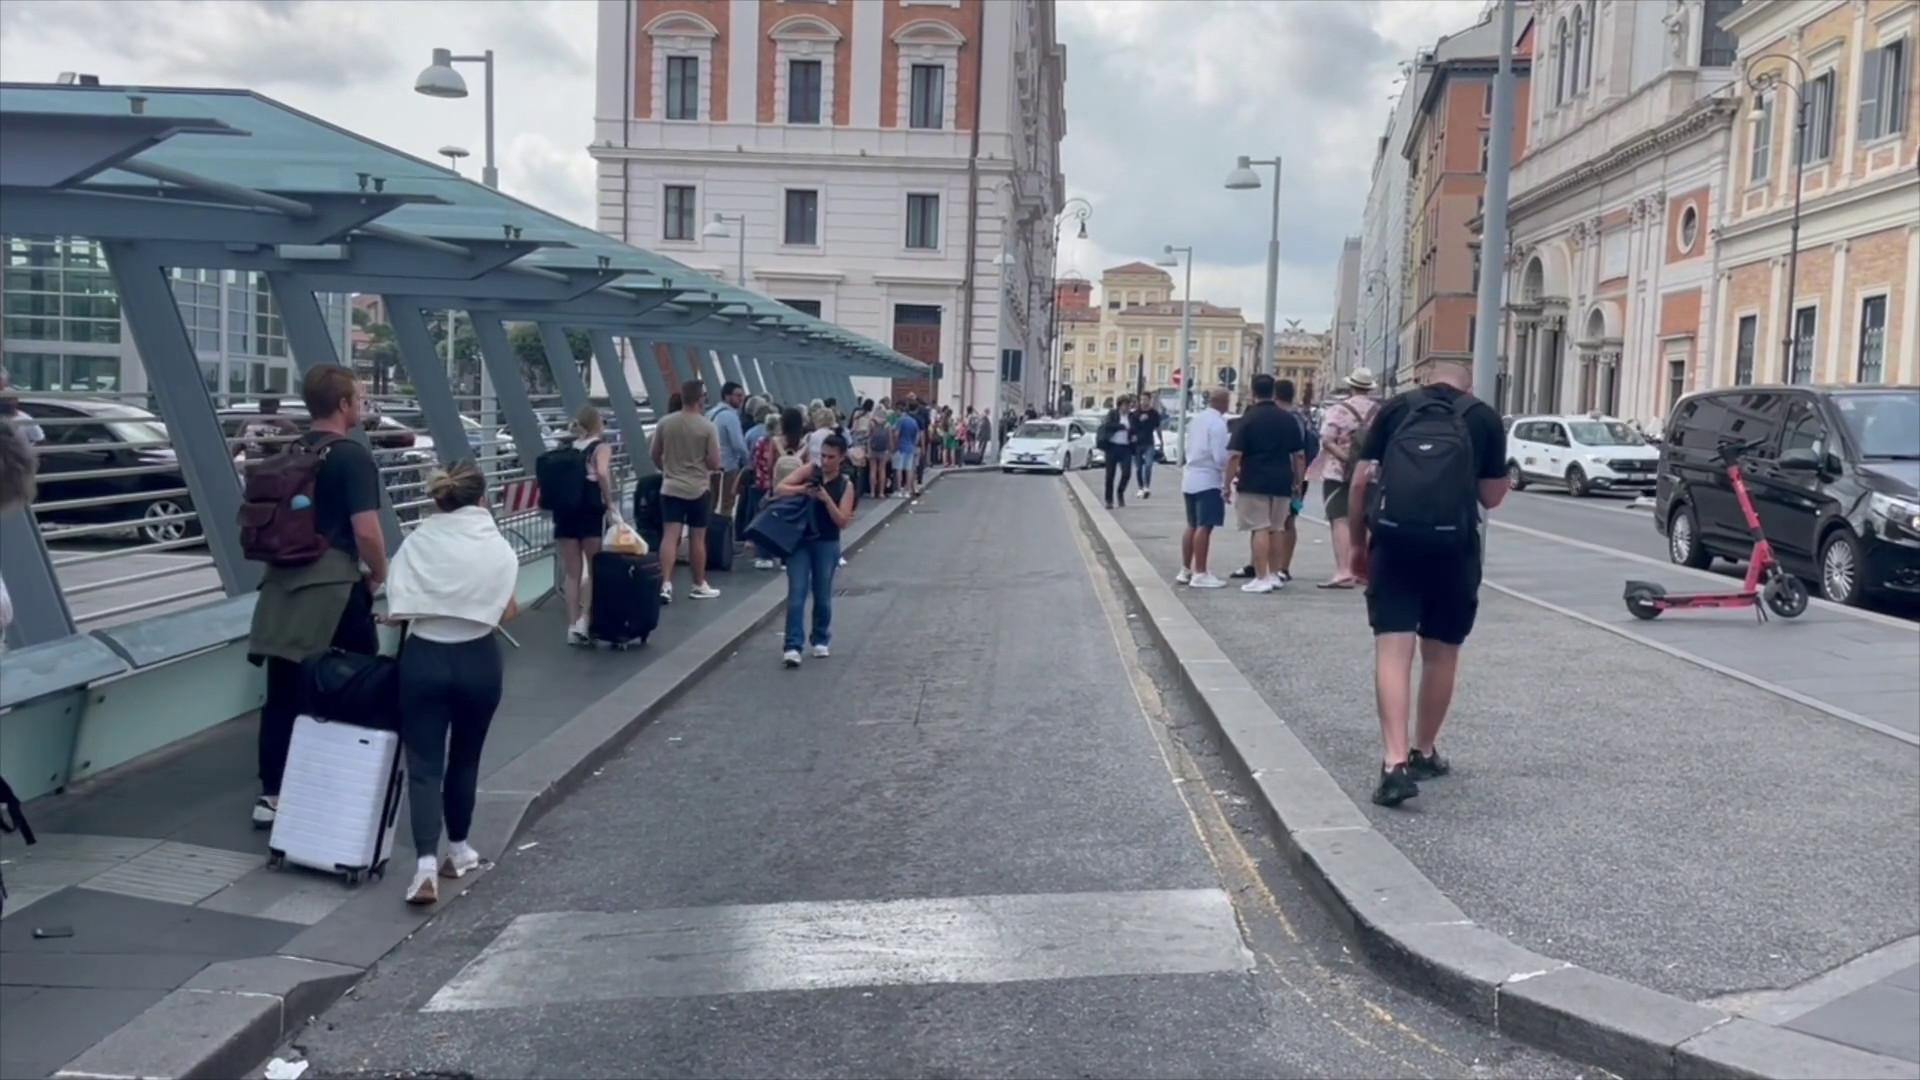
[1345,360,1507,808]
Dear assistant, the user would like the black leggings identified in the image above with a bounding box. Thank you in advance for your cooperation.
[399,634,504,856]
[1103,450,1134,506]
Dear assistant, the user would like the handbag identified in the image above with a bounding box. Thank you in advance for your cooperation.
[743,493,813,560]
[301,644,403,732]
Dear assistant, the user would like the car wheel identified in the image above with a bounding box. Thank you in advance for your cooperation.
[1667,501,1712,569]
[139,497,199,546]
[1565,465,1590,497]
[1819,528,1863,606]
[1507,460,1528,491]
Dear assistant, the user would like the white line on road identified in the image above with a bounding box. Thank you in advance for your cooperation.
[1507,489,1650,515]
[422,889,1253,1012]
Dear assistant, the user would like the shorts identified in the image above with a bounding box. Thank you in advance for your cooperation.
[1364,539,1482,646]
[1322,479,1351,520]
[894,449,916,473]
[1183,488,1225,529]
[1235,492,1293,532]
[661,493,711,529]
[553,504,605,541]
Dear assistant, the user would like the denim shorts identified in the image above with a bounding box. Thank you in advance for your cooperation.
[1183,488,1225,529]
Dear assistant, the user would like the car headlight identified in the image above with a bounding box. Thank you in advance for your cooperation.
[1867,492,1920,531]
[1588,454,1610,466]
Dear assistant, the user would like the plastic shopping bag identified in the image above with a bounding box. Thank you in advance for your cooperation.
[604,520,647,555]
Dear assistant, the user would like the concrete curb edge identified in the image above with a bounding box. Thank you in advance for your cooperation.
[1061,471,1918,1080]
[52,469,966,1080]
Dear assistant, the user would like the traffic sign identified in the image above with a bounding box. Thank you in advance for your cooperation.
[1171,368,1183,386]
[1218,366,1237,388]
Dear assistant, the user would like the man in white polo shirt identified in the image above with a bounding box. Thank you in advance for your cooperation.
[1177,387,1232,589]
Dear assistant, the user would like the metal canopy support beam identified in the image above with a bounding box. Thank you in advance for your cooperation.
[470,316,550,469]
[749,357,771,399]
[102,243,254,596]
[834,374,857,407]
[0,510,76,647]
[726,354,752,393]
[666,346,696,390]
[266,273,404,553]
[0,189,409,247]
[704,349,728,392]
[761,361,791,404]
[538,323,591,416]
[385,299,475,467]
[625,337,673,420]
[590,332,653,477]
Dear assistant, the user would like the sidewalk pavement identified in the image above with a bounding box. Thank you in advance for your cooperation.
[0,471,966,1080]
[1069,471,1919,1079]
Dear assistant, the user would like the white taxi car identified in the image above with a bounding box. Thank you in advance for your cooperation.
[1000,419,1094,473]
[1506,414,1659,497]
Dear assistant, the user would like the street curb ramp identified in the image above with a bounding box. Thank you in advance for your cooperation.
[52,468,979,1080]
[1061,471,1918,1080]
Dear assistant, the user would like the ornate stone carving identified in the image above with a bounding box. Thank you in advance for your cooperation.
[1663,3,1688,65]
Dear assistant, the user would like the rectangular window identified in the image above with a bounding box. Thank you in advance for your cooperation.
[1214,340,1228,353]
[783,189,819,246]
[1790,306,1817,384]
[778,298,823,317]
[1801,72,1836,163]
[909,64,945,130]
[1477,132,1490,172]
[1482,82,1494,115]
[1699,0,1740,66]
[662,185,696,241]
[1668,358,1687,411]
[1470,247,1482,292]
[905,193,940,250]
[1127,337,1140,351]
[1734,315,1757,385]
[1467,315,1478,353]
[1858,41,1908,142]
[1857,295,1887,383]
[1749,92,1774,183]
[665,56,700,121]
[1156,364,1169,383]
[1157,337,1170,350]
[787,59,822,124]
[1106,366,1117,382]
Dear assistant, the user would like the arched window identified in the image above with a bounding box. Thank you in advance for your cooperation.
[1582,0,1598,88]
[1553,18,1569,106]
[1567,8,1585,98]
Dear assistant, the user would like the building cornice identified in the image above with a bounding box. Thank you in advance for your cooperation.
[1716,171,1920,247]
[1511,98,1737,217]
[589,143,1012,175]
[873,273,964,288]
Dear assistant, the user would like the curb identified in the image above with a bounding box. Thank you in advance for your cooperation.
[52,470,966,1080]
[1061,471,1918,1080]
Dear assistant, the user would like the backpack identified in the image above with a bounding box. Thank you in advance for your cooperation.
[238,434,347,566]
[536,438,599,515]
[1365,389,1481,547]
[1331,400,1374,469]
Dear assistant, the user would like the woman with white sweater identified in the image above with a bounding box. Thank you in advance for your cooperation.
[383,460,520,905]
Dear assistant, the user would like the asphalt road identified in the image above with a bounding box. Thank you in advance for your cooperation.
[287,474,1590,1080]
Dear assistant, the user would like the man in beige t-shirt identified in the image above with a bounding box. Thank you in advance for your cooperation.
[649,379,723,602]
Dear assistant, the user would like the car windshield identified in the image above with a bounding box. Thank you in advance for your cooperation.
[1567,421,1644,446]
[1015,423,1065,440]
[108,420,169,445]
[1835,390,1920,459]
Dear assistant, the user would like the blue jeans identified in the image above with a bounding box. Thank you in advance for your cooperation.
[1134,443,1156,488]
[783,538,840,651]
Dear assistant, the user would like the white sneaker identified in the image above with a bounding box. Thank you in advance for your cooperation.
[439,842,482,879]
[1268,574,1290,590]
[689,583,721,599]
[782,649,802,668]
[567,618,590,646]
[1189,572,1227,589]
[405,856,438,905]
[754,558,776,570]
[1240,577,1275,594]
[660,583,674,604]
[1174,568,1192,585]
[251,796,277,829]
[812,644,830,658]
[838,557,848,567]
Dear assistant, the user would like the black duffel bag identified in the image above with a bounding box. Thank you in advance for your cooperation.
[301,648,402,732]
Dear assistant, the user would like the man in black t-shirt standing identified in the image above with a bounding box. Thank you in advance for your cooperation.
[1222,374,1304,594]
[1346,360,1507,808]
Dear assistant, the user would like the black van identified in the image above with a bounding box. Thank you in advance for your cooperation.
[1654,385,1920,606]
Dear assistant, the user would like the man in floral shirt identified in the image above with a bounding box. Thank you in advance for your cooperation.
[1312,367,1380,588]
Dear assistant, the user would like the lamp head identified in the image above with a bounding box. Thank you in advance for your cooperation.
[1076,220,1088,240]
[701,213,731,239]
[415,48,469,99]
[1224,155,1262,190]
[1153,245,1180,268]
[437,145,470,160]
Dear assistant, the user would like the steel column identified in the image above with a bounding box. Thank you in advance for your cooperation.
[624,337,675,422]
[102,245,254,596]
[590,332,654,476]
[0,510,75,647]
[665,345,696,391]
[538,323,592,416]
[705,349,728,392]
[385,300,475,466]
[763,361,795,404]
[470,316,551,469]
[266,273,404,553]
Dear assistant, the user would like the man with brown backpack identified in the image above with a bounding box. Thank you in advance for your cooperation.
[241,364,389,828]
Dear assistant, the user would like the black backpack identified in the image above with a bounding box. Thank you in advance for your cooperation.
[1365,389,1481,547]
[536,438,598,515]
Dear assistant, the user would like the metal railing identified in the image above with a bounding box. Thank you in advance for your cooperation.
[15,389,642,629]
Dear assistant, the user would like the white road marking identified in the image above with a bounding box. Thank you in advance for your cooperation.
[422,888,1253,1012]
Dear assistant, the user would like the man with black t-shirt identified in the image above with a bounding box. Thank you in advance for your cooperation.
[1129,398,1163,500]
[1346,360,1507,807]
[1222,374,1304,594]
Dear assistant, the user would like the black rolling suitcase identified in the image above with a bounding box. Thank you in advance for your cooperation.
[707,514,735,572]
[590,550,662,648]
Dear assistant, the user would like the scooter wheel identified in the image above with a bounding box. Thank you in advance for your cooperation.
[1764,574,1810,619]
[1624,584,1664,620]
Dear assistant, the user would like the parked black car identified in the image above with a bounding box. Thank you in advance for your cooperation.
[20,397,198,546]
[1655,384,1920,605]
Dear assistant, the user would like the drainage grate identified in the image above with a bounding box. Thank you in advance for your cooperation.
[834,585,883,598]
[80,841,263,906]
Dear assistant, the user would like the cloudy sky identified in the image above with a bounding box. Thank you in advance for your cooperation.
[0,0,1487,329]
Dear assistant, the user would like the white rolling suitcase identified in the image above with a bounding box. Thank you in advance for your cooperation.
[267,715,404,885]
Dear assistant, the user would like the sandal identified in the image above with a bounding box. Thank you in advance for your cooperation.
[1317,577,1358,589]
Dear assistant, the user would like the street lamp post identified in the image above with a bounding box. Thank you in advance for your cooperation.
[1157,244,1195,464]
[702,213,748,286]
[1746,57,1812,384]
[1224,155,1282,377]
[1048,197,1092,414]
[1363,268,1390,383]
[417,47,498,436]
[437,146,469,394]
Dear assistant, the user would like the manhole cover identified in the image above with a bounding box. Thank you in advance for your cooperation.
[835,585,883,597]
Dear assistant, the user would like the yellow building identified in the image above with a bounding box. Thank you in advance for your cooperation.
[1057,262,1260,409]
[1714,0,1919,387]
[1270,326,1330,405]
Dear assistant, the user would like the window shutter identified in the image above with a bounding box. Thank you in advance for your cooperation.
[1858,47,1883,141]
